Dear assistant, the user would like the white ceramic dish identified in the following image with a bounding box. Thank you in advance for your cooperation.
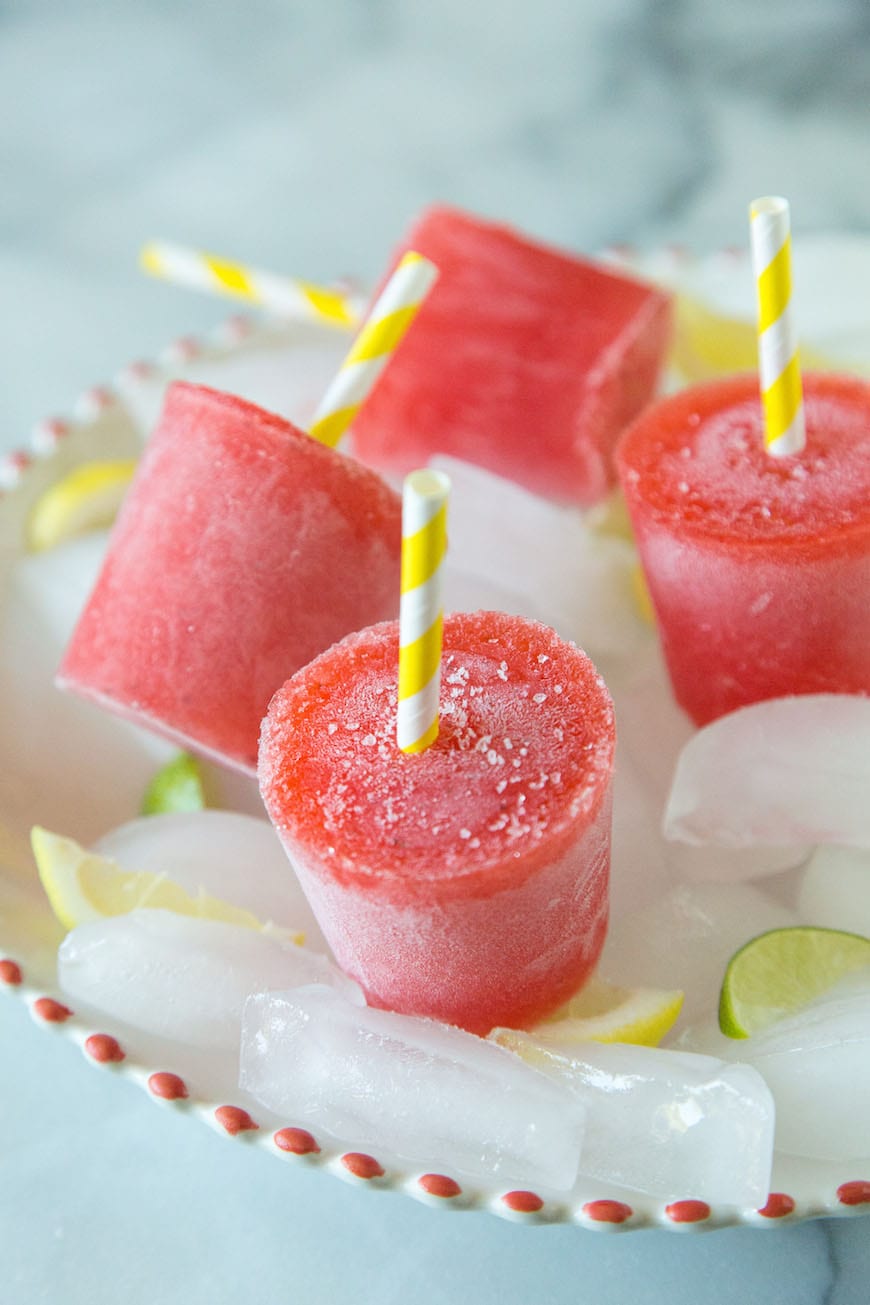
[3,257,870,1232]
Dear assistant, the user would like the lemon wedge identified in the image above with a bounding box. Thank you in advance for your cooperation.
[491,976,684,1054]
[27,459,137,552]
[31,825,299,939]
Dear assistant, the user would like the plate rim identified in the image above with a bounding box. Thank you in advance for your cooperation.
[3,299,870,1233]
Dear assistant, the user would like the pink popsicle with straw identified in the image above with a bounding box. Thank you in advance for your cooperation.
[58,256,438,772]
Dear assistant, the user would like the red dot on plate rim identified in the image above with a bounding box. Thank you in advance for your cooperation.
[341,1153,384,1180]
[147,1072,188,1101]
[33,996,73,1023]
[665,1200,711,1224]
[502,1190,545,1214]
[273,1126,320,1156]
[583,1199,634,1225]
[214,1105,259,1135]
[418,1173,462,1199]
[757,1192,796,1219]
[0,959,22,985]
[838,1180,870,1207]
[84,1033,125,1063]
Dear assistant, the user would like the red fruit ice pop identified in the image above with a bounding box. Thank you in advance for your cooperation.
[616,373,870,725]
[350,205,672,505]
[259,610,615,1035]
[58,382,402,773]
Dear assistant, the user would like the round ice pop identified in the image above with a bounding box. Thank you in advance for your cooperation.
[258,610,615,1034]
[616,373,870,725]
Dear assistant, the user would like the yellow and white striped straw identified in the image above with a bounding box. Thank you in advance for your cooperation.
[308,251,439,450]
[749,197,806,456]
[397,469,450,755]
[140,240,362,329]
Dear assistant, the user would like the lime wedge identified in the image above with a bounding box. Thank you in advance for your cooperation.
[27,459,137,552]
[719,926,870,1039]
[141,753,207,816]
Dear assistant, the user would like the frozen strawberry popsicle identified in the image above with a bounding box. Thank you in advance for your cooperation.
[59,382,402,773]
[259,610,615,1034]
[616,373,870,725]
[350,205,672,505]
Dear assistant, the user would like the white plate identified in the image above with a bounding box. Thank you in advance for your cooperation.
[3,267,870,1233]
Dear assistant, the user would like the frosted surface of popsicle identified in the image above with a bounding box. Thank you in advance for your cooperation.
[240,985,586,1191]
[664,695,870,848]
[499,1034,774,1205]
[59,910,360,1049]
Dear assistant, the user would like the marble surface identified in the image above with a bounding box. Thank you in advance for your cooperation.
[4,1,870,1301]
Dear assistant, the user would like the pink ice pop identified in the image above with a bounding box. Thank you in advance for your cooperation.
[58,382,402,773]
[259,610,615,1034]
[616,373,870,724]
[350,205,672,504]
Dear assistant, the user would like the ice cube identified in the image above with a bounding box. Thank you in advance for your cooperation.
[430,455,645,659]
[58,910,360,1050]
[608,746,674,918]
[607,640,696,807]
[668,841,809,885]
[599,882,798,1024]
[797,845,870,936]
[664,695,870,848]
[117,322,351,440]
[496,1033,774,1206]
[1,539,176,843]
[730,976,870,1160]
[94,810,329,953]
[240,985,586,1191]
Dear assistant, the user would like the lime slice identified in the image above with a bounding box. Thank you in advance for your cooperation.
[31,826,301,940]
[27,459,137,552]
[491,976,683,1052]
[141,753,207,816]
[719,925,870,1039]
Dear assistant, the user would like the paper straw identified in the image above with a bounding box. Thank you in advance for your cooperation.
[140,240,361,329]
[749,197,806,456]
[308,251,439,450]
[397,469,450,755]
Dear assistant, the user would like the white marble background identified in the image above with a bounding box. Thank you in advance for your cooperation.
[4,1,870,1301]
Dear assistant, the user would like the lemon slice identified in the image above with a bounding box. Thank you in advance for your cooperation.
[671,293,837,383]
[141,753,207,816]
[630,562,655,625]
[491,976,684,1052]
[31,826,300,940]
[27,459,137,552]
[719,925,870,1039]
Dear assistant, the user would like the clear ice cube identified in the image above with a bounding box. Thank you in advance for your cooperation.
[797,845,870,936]
[497,1033,774,1205]
[94,810,329,952]
[664,695,870,848]
[1,537,176,843]
[729,977,870,1160]
[430,455,644,660]
[59,910,360,1050]
[240,985,586,1191]
[600,882,798,1024]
